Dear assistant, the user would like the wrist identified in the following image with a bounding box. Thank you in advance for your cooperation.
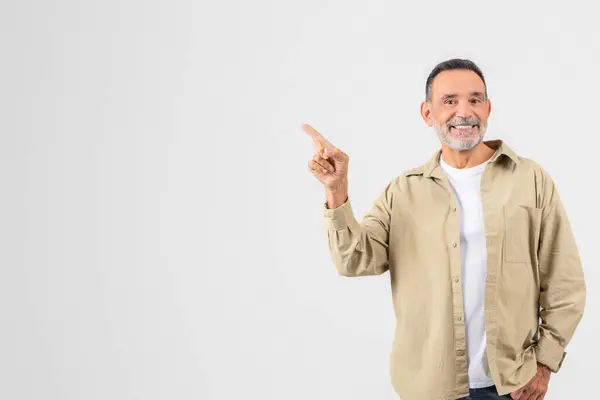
[325,187,348,209]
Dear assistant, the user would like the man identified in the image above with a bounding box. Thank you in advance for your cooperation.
[304,59,586,400]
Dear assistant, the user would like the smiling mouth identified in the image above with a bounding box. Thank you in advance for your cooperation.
[450,124,479,130]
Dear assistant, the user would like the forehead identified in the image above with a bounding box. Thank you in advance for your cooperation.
[431,69,485,98]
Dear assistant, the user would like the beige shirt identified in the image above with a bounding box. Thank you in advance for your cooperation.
[323,140,586,400]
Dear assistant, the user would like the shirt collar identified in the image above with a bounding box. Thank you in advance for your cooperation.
[421,140,520,179]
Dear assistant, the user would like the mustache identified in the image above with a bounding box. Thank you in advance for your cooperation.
[446,117,481,128]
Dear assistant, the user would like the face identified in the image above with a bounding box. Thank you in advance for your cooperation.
[421,69,491,151]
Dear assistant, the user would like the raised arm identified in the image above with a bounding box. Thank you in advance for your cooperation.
[304,123,392,277]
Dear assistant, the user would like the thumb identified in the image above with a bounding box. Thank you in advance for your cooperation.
[325,147,342,160]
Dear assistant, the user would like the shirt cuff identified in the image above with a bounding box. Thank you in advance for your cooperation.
[534,336,567,373]
[323,197,354,230]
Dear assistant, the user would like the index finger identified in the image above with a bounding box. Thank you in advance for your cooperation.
[301,123,333,149]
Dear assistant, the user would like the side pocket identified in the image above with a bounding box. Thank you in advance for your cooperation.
[503,204,542,264]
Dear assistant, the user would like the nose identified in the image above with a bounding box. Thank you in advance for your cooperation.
[454,100,474,119]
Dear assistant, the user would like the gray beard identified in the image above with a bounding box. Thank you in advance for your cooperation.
[434,122,487,151]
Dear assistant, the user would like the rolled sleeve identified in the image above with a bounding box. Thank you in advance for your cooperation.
[323,197,355,231]
[534,336,567,373]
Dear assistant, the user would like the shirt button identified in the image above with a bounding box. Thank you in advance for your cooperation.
[452,242,457,248]
[452,207,457,212]
[454,277,460,283]
[457,316,463,322]
[456,350,465,356]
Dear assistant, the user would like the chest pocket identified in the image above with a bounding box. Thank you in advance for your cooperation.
[503,204,542,264]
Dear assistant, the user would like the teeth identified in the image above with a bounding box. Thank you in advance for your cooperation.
[453,125,475,128]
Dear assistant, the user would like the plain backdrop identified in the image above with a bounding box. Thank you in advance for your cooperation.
[1,0,598,399]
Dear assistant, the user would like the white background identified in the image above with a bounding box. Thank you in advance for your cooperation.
[1,0,598,399]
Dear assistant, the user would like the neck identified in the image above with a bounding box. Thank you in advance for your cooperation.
[440,141,495,169]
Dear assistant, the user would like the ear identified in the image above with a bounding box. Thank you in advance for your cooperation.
[420,101,433,127]
[487,97,492,116]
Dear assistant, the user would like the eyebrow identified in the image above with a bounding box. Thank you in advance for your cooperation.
[441,92,486,100]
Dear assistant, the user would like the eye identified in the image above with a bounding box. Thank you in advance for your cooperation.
[470,99,482,104]
[444,99,456,105]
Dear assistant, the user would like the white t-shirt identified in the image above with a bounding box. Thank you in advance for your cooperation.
[439,154,495,389]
